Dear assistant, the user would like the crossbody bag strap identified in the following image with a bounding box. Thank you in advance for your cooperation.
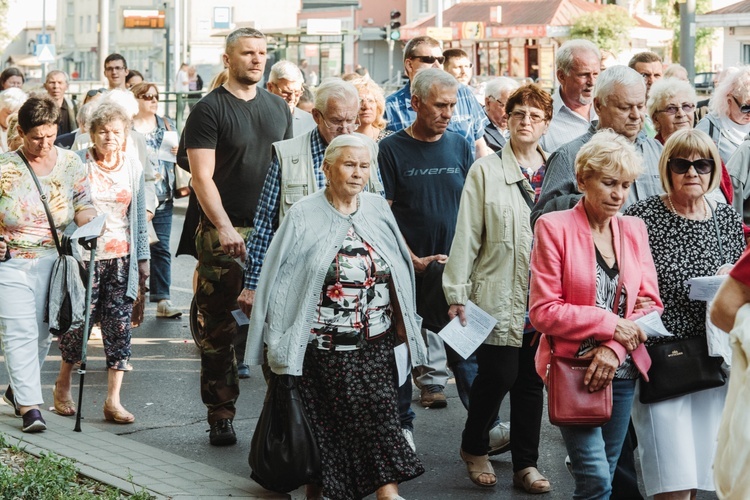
[496,149,536,211]
[17,151,62,255]
[613,219,626,317]
[708,198,724,264]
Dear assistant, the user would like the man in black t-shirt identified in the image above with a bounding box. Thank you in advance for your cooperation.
[183,27,292,446]
[379,68,473,441]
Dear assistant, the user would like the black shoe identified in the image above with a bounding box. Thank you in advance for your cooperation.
[21,409,46,433]
[208,419,237,446]
[3,386,20,417]
[237,363,250,379]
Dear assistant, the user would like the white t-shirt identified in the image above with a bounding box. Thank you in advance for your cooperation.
[175,70,190,92]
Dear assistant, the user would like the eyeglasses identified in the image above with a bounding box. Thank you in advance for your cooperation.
[658,103,696,115]
[668,158,714,175]
[86,88,107,97]
[270,83,302,99]
[138,94,159,102]
[508,110,546,123]
[409,55,445,65]
[732,95,750,114]
[104,65,126,73]
[487,96,506,107]
[319,112,360,132]
[359,97,377,107]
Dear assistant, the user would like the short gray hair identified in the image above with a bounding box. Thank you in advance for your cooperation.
[323,134,370,166]
[225,27,264,51]
[76,101,96,131]
[99,89,139,118]
[314,78,359,113]
[647,77,696,120]
[0,87,28,113]
[556,39,600,76]
[485,77,520,100]
[269,60,304,83]
[411,68,459,101]
[45,70,69,83]
[88,102,132,133]
[594,65,645,107]
[709,65,750,118]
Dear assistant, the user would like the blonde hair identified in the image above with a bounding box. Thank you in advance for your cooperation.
[575,129,644,183]
[658,128,722,195]
[352,77,387,130]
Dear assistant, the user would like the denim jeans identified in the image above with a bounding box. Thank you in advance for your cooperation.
[559,378,636,500]
[149,200,173,302]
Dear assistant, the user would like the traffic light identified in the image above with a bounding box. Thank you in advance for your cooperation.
[390,10,401,40]
[379,27,388,40]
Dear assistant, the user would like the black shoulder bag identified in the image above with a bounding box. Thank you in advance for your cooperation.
[19,151,86,335]
[639,201,727,404]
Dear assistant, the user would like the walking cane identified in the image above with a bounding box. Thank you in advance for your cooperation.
[74,236,98,432]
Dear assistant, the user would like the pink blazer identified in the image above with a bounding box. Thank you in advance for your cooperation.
[530,201,663,382]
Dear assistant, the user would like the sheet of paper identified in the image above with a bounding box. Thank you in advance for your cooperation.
[394,342,409,386]
[157,131,179,163]
[437,301,497,360]
[231,309,250,326]
[635,310,673,338]
[685,275,727,301]
[70,215,106,241]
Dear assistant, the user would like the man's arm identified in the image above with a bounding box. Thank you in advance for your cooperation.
[237,158,283,315]
[530,148,582,228]
[474,136,491,159]
[188,148,247,260]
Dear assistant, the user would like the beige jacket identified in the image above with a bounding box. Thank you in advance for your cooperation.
[442,146,541,347]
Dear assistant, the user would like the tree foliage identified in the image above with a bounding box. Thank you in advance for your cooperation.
[569,6,637,55]
[0,0,10,52]
[654,0,716,72]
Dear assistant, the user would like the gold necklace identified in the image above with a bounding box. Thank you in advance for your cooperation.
[667,194,708,220]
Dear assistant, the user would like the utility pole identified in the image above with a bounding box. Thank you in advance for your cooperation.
[98,0,110,84]
[679,0,696,81]
[41,0,47,80]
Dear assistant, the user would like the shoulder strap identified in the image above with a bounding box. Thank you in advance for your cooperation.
[497,149,535,210]
[161,116,172,131]
[17,151,62,255]
[614,220,626,316]
[708,198,725,264]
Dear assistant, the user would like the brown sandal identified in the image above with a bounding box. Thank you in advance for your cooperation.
[460,449,497,487]
[513,466,551,494]
[52,383,76,416]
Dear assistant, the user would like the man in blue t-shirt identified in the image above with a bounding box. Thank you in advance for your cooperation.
[379,68,473,438]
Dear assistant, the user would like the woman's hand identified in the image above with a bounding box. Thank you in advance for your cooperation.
[613,318,647,352]
[411,254,447,275]
[171,146,179,156]
[580,345,619,392]
[138,260,150,288]
[716,264,733,276]
[634,295,656,311]
[447,304,467,326]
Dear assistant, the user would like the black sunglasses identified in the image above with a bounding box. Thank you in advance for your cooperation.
[668,158,714,175]
[138,93,159,102]
[732,95,750,114]
[410,55,445,65]
[86,88,107,98]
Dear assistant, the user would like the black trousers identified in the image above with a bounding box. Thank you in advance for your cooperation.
[461,343,519,456]
[510,333,545,472]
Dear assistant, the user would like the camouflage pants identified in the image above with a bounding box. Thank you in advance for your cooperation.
[195,218,252,424]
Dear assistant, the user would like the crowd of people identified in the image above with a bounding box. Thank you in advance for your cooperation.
[2,27,750,500]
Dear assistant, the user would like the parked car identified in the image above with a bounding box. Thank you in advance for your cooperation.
[694,72,716,94]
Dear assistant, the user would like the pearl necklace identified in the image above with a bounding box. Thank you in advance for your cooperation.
[667,194,708,220]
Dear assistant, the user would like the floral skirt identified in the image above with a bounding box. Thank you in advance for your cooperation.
[299,331,424,500]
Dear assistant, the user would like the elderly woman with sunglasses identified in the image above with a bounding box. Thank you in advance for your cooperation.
[624,128,745,500]
[696,66,750,164]
[131,82,181,319]
[650,78,736,208]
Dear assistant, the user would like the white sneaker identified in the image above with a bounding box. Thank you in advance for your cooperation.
[402,428,416,453]
[488,421,511,455]
[157,300,182,318]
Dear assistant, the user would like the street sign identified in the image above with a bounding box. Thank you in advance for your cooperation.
[36,44,56,63]
[36,34,51,45]
[426,27,452,40]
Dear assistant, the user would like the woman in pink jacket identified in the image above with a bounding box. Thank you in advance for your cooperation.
[529,130,663,499]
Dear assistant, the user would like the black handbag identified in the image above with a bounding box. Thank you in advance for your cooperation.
[639,201,728,404]
[639,335,726,404]
[249,374,320,493]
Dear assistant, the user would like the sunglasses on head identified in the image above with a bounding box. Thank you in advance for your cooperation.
[138,93,159,102]
[668,157,714,175]
[86,88,107,98]
[732,95,750,114]
[410,55,445,65]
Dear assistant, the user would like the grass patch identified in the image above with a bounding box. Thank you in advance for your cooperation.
[0,434,154,499]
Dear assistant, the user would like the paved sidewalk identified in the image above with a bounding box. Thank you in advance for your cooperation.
[0,403,286,499]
